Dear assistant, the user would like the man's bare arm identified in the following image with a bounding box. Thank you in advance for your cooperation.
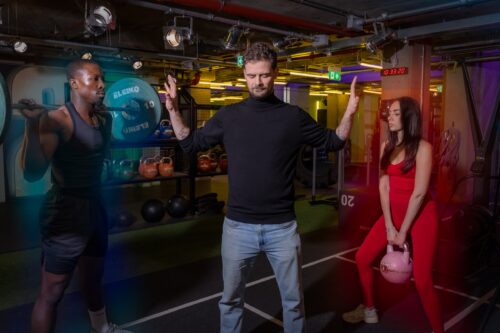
[19,101,59,181]
[335,76,359,140]
[164,75,191,140]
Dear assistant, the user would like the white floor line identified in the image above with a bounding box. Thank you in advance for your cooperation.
[434,285,500,308]
[244,303,284,327]
[121,292,223,328]
[336,253,500,307]
[120,246,359,329]
[336,253,500,331]
[443,288,496,331]
[302,247,359,269]
[334,255,357,265]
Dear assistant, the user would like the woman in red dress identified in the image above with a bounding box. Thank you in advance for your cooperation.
[343,96,444,333]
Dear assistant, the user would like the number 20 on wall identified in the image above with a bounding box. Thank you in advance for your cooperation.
[341,194,355,207]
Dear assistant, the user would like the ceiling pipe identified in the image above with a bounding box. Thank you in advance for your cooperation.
[128,0,312,40]
[153,0,355,36]
[288,0,360,18]
[432,38,500,53]
[357,0,486,25]
[281,12,500,56]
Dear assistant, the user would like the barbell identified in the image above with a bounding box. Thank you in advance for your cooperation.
[11,101,155,113]
[0,77,163,143]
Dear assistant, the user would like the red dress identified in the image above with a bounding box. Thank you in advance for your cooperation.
[354,161,444,333]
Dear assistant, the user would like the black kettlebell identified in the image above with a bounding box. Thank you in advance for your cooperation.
[141,199,166,223]
[166,195,189,218]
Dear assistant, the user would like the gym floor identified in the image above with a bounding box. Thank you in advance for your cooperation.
[0,186,499,333]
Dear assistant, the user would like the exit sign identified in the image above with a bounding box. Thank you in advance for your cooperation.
[237,55,244,67]
[381,67,409,76]
[328,66,341,81]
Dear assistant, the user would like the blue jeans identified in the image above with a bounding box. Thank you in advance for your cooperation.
[219,217,305,333]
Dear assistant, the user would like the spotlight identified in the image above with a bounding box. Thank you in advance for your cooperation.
[164,28,184,47]
[85,3,115,37]
[92,6,113,26]
[163,16,193,50]
[223,26,245,50]
[81,52,93,60]
[365,30,397,54]
[13,40,28,53]
[132,60,143,70]
[272,37,299,50]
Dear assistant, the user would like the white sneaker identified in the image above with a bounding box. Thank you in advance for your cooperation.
[91,323,133,333]
[342,304,379,324]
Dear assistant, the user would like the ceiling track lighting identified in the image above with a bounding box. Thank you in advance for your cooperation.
[132,59,143,70]
[272,36,300,50]
[365,22,397,54]
[81,51,93,60]
[163,16,193,50]
[223,26,246,51]
[13,40,28,53]
[84,2,115,37]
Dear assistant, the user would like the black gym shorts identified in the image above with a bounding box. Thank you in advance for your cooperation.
[39,187,108,274]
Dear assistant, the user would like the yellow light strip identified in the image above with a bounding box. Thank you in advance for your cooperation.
[198,81,247,89]
[325,90,344,95]
[363,89,382,95]
[359,62,383,70]
[291,51,313,58]
[290,71,328,79]
[210,96,244,102]
[274,81,287,85]
[310,93,328,96]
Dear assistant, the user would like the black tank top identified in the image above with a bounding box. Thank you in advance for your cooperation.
[51,102,111,196]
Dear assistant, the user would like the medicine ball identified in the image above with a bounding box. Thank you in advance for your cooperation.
[166,195,189,218]
[141,199,166,223]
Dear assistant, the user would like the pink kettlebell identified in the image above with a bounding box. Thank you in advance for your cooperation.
[380,242,413,284]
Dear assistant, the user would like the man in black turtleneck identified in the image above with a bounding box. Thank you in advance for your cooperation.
[164,42,359,333]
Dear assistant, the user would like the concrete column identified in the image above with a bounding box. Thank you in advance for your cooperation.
[381,43,432,139]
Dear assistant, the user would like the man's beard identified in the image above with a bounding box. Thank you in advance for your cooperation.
[249,86,273,100]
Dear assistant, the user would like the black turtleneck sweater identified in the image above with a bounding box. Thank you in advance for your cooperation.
[179,94,345,224]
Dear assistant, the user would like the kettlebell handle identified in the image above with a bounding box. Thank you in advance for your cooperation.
[387,242,410,251]
[386,242,411,261]
[402,242,411,264]
[161,156,173,164]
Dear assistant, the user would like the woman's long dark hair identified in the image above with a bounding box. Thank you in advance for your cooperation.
[380,96,422,173]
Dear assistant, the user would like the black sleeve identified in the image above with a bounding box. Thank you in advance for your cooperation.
[179,109,224,153]
[298,108,346,151]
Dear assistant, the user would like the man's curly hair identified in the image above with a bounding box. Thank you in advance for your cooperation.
[243,42,277,69]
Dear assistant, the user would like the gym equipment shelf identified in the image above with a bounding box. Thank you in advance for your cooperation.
[102,171,189,186]
[110,138,180,149]
[103,88,228,231]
